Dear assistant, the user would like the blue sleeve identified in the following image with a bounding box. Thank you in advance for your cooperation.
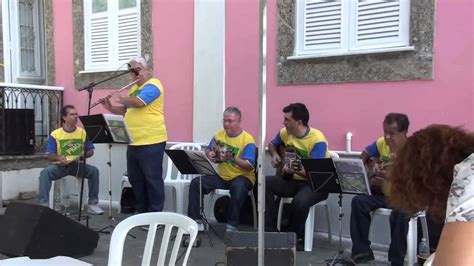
[242,143,256,166]
[270,132,283,147]
[46,136,57,154]
[208,137,216,149]
[365,141,380,158]
[86,139,94,151]
[136,84,161,105]
[310,142,327,159]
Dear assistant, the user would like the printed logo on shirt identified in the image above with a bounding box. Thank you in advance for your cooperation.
[59,139,84,156]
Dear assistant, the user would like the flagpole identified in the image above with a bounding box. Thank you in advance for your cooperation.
[257,0,267,265]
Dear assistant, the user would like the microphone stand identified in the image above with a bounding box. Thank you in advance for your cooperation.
[76,69,134,223]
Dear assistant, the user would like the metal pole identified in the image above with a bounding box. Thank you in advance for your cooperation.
[257,0,267,265]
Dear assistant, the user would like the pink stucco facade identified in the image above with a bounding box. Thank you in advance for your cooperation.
[53,0,473,151]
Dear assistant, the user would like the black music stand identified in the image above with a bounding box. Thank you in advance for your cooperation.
[301,157,371,266]
[79,114,132,235]
[165,149,220,246]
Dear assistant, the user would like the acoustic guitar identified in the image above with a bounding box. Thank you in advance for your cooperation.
[276,146,302,179]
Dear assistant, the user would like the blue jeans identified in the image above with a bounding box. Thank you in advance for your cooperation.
[187,175,253,227]
[350,194,409,265]
[127,142,166,213]
[38,163,100,205]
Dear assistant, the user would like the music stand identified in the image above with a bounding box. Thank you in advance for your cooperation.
[165,149,220,246]
[79,114,132,234]
[301,158,371,266]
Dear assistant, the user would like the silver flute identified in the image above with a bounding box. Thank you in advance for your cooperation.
[90,79,141,109]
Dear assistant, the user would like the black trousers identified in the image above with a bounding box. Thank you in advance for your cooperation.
[265,176,328,239]
[350,194,409,265]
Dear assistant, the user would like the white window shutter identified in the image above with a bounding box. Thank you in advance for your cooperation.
[295,0,349,55]
[349,0,410,51]
[89,15,110,66]
[117,9,140,62]
[84,0,140,71]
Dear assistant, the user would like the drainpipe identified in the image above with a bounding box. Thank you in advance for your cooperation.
[346,132,353,153]
[332,131,361,157]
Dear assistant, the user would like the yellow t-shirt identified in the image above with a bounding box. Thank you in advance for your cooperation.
[124,78,168,146]
[373,137,392,196]
[213,129,256,184]
[48,127,90,162]
[277,127,329,180]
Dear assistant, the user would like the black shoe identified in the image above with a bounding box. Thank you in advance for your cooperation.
[296,238,305,251]
[351,251,375,263]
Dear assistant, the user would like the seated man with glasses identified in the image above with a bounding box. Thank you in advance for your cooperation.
[344,113,410,265]
[187,106,256,232]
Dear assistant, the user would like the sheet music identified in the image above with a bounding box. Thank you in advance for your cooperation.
[102,114,133,143]
[184,150,219,176]
[332,158,371,195]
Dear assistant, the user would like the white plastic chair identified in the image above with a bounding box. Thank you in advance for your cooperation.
[163,143,202,214]
[49,176,87,210]
[118,142,201,214]
[0,256,92,265]
[276,151,339,252]
[107,212,198,266]
[369,208,429,266]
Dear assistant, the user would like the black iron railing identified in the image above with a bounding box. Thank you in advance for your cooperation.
[0,83,63,155]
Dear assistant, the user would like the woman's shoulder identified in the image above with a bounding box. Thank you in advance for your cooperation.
[445,153,474,222]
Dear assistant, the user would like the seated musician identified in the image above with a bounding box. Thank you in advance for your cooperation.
[343,113,409,265]
[265,103,329,251]
[187,106,256,232]
[37,105,104,215]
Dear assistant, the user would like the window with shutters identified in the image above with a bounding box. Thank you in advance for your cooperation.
[291,0,413,59]
[83,0,141,71]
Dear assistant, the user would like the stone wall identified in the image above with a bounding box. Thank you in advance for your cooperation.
[277,0,435,85]
[72,0,153,90]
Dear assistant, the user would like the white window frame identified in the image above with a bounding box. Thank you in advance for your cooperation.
[290,0,414,60]
[2,0,45,84]
[83,0,141,72]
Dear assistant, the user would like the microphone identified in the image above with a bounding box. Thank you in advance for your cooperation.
[127,63,140,76]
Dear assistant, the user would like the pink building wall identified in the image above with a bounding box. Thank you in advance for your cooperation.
[54,0,473,151]
[227,0,474,151]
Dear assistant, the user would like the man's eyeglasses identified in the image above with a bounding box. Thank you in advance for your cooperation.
[223,119,238,124]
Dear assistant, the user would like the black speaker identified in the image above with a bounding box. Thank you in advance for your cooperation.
[0,202,99,259]
[225,231,296,266]
[0,109,35,155]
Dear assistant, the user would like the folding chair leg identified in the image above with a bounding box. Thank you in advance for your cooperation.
[420,215,430,250]
[406,217,418,266]
[250,193,257,229]
[175,185,184,215]
[277,199,284,231]
[325,204,332,242]
[304,206,315,252]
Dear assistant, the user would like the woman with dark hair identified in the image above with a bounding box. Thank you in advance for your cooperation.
[390,124,474,265]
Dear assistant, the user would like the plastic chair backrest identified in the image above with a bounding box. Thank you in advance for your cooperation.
[107,212,198,266]
[164,143,202,182]
[328,151,340,159]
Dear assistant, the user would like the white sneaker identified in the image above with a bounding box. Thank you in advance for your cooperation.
[225,224,238,233]
[197,221,207,232]
[87,204,104,215]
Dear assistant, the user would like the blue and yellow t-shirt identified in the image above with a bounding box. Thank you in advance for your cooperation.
[124,78,168,146]
[46,127,94,162]
[208,129,256,184]
[365,137,392,196]
[271,127,329,180]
